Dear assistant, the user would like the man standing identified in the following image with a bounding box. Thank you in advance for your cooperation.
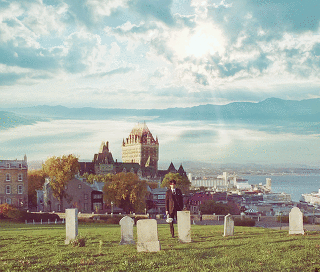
[165,179,183,238]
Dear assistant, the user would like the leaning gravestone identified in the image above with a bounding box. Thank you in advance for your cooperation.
[289,207,304,235]
[177,211,191,243]
[223,214,234,237]
[65,208,78,244]
[119,216,135,245]
[136,219,160,252]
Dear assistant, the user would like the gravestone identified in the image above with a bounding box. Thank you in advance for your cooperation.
[119,216,135,245]
[65,208,78,244]
[289,207,304,235]
[223,214,234,237]
[136,219,160,252]
[177,211,191,243]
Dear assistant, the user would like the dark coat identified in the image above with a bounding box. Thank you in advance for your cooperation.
[165,188,183,214]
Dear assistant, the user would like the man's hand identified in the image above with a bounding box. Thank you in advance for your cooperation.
[166,210,169,215]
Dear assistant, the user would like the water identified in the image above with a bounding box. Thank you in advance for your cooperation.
[242,175,320,202]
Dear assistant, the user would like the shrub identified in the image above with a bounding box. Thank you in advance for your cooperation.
[0,203,14,218]
[234,218,256,227]
[6,209,28,221]
[276,215,309,224]
[89,214,123,224]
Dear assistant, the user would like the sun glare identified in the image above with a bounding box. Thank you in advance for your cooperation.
[186,25,225,58]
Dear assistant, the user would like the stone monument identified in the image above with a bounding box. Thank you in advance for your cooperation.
[289,207,304,235]
[65,208,78,244]
[136,219,160,252]
[119,216,135,245]
[223,214,234,237]
[177,211,191,243]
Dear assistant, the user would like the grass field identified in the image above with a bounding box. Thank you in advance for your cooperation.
[1,221,320,272]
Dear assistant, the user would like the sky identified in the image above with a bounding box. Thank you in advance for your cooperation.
[1,0,320,167]
[1,0,320,109]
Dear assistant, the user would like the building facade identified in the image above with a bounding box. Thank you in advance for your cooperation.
[40,177,103,213]
[122,123,159,171]
[0,156,28,209]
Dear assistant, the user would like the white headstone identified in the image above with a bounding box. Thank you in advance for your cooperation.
[136,219,160,252]
[289,207,304,235]
[177,211,191,243]
[223,214,234,237]
[119,216,135,245]
[65,208,78,244]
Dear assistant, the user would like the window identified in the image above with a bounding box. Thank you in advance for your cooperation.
[18,185,23,194]
[93,194,102,199]
[158,195,166,200]
[84,194,88,200]
[6,198,11,205]
[19,164,22,169]
[6,174,10,182]
[84,203,88,211]
[6,185,11,194]
[6,163,10,168]
[18,174,23,182]
[57,204,61,212]
[78,184,82,189]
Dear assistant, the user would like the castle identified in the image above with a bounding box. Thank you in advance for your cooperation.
[79,123,186,181]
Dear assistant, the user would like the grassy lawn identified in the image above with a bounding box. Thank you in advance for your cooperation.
[1,221,320,271]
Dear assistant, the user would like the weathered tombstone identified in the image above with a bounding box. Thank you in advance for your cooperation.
[65,208,78,244]
[119,216,135,245]
[223,214,234,237]
[136,219,160,252]
[177,211,191,243]
[289,207,304,235]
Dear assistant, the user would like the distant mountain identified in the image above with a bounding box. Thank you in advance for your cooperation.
[1,97,319,126]
[0,111,37,129]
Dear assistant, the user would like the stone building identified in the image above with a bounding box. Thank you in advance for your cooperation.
[0,156,28,209]
[122,123,159,171]
[40,177,103,213]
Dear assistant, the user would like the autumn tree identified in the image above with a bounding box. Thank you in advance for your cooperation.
[160,172,191,194]
[42,154,79,210]
[103,172,148,214]
[27,170,47,208]
[82,173,113,184]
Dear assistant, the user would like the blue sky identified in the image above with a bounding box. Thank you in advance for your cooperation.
[1,0,320,167]
[1,0,320,109]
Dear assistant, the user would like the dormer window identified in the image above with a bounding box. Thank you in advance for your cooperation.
[6,163,10,169]
[19,164,22,169]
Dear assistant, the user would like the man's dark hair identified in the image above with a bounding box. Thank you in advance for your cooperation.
[169,179,176,185]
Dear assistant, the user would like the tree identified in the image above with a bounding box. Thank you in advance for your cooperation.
[160,172,191,194]
[27,170,47,209]
[42,154,79,210]
[103,172,148,214]
[82,173,113,184]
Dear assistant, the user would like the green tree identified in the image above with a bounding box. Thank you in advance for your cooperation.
[27,170,47,209]
[42,154,79,210]
[160,172,191,194]
[103,172,148,214]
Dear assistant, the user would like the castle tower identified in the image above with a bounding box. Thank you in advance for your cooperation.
[122,123,159,170]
